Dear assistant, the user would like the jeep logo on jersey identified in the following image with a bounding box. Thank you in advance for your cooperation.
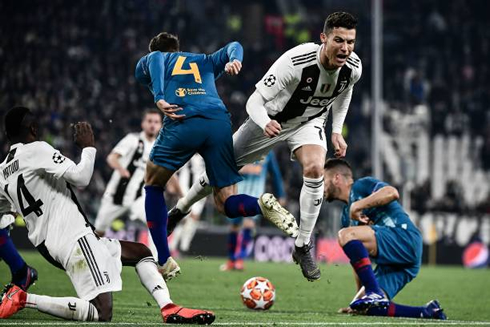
[175,88,187,97]
[299,96,334,107]
[263,74,276,87]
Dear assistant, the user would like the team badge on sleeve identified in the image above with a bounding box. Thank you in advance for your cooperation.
[263,74,276,87]
[52,152,66,164]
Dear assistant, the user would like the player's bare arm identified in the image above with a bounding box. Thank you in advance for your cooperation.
[156,99,185,120]
[349,186,400,222]
[107,152,130,178]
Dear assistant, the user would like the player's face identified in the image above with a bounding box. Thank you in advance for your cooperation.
[320,27,356,69]
[323,171,342,202]
[142,113,162,137]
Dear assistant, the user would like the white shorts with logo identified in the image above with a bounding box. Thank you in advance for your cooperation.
[233,116,328,166]
[65,233,123,301]
[94,195,145,232]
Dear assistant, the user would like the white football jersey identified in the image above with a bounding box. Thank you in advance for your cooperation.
[255,43,362,127]
[0,142,94,265]
[103,131,154,207]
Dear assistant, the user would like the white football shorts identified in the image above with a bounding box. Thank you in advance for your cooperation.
[65,233,122,301]
[233,116,328,166]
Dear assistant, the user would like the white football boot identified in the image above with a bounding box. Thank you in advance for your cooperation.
[158,257,181,281]
[259,193,299,237]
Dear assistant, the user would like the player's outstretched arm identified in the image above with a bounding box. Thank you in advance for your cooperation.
[62,122,97,188]
[349,186,399,222]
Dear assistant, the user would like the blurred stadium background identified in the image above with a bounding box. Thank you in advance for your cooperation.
[1,0,489,268]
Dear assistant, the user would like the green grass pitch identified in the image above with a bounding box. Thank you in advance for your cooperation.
[1,251,490,326]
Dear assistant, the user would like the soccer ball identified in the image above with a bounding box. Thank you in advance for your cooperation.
[240,276,276,310]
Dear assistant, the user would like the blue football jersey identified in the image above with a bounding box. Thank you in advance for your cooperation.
[135,42,243,123]
[341,177,416,230]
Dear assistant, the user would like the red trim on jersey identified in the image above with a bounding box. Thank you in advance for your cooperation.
[147,221,154,229]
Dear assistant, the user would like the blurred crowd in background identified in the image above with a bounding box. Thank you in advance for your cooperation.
[1,0,489,227]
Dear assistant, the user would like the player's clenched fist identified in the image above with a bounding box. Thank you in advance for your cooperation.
[73,122,95,148]
[225,59,242,76]
[264,120,282,138]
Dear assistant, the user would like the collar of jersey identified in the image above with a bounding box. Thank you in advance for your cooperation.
[10,143,24,150]
[316,44,340,75]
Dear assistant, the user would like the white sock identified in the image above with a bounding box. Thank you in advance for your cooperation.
[176,174,212,213]
[136,257,172,309]
[295,175,324,247]
[25,294,99,321]
[180,218,198,252]
[146,231,158,261]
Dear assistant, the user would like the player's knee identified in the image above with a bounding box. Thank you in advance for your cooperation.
[94,301,113,322]
[338,228,357,247]
[213,186,234,215]
[303,162,324,179]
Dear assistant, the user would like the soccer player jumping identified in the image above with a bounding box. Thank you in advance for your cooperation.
[323,159,446,320]
[135,33,298,280]
[168,12,362,282]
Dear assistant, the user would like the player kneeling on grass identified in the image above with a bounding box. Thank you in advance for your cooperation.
[323,159,446,320]
[0,107,214,324]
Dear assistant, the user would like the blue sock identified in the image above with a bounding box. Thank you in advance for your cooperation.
[368,302,429,318]
[228,230,238,261]
[238,228,253,259]
[343,240,381,293]
[224,195,261,218]
[144,186,170,266]
[0,228,26,276]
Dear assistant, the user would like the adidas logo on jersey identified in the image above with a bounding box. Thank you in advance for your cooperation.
[301,86,313,91]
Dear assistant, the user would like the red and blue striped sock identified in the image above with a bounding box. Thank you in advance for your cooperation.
[368,302,429,318]
[342,240,381,293]
[0,228,26,277]
[224,195,260,218]
[144,186,170,266]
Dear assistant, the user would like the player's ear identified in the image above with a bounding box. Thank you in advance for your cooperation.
[320,32,328,44]
[30,121,38,138]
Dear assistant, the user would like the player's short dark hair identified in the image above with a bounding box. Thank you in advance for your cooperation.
[3,106,35,141]
[142,108,162,120]
[149,32,180,52]
[323,12,358,34]
[324,158,353,178]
